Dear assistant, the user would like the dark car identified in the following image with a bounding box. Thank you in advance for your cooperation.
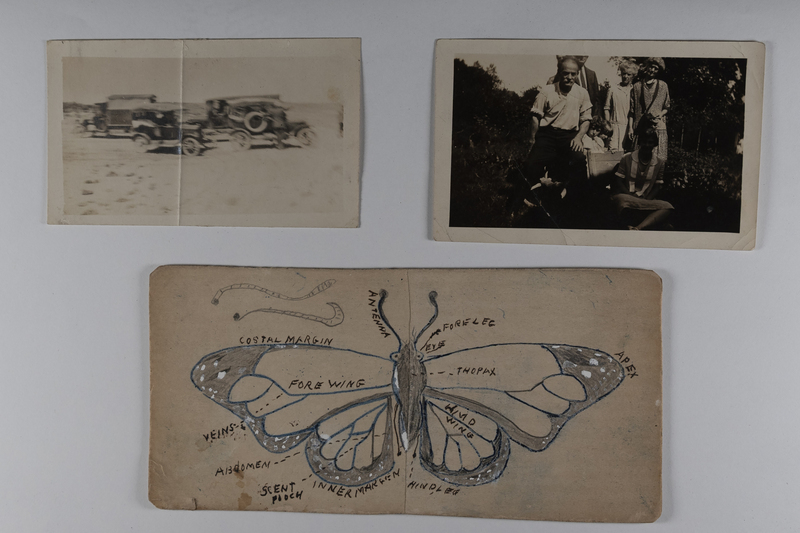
[129,103,208,156]
[200,95,315,150]
[74,94,158,136]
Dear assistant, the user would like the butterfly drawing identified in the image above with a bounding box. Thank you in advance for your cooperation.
[191,289,624,487]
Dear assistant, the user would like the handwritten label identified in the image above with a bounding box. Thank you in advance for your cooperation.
[443,404,477,438]
[615,351,638,378]
[239,335,333,346]
[422,317,496,353]
[423,340,446,353]
[260,481,303,503]
[288,378,367,391]
[203,422,249,443]
[312,469,400,498]
[441,318,496,331]
[214,459,271,477]
[368,290,392,338]
[456,367,496,376]
[407,481,460,495]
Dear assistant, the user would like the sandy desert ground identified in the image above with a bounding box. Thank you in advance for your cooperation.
[60,104,346,224]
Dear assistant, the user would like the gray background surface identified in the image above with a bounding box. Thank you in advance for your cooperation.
[0,0,796,530]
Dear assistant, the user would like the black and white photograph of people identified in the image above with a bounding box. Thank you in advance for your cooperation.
[448,53,747,233]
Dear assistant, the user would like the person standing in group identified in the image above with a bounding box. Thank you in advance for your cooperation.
[628,57,670,159]
[604,61,637,152]
[548,56,601,116]
[574,56,602,117]
[517,55,592,207]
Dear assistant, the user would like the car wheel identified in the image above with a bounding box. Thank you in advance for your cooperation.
[243,111,268,133]
[182,137,203,156]
[133,135,151,153]
[231,131,252,151]
[295,127,315,146]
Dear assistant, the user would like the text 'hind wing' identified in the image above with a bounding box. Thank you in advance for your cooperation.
[418,392,511,486]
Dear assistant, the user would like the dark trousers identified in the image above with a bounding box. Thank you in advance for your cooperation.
[522,126,587,187]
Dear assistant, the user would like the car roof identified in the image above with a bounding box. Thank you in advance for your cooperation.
[131,103,186,112]
[213,95,282,104]
[107,94,157,100]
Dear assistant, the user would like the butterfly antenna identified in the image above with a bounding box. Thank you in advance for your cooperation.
[376,289,403,349]
[414,291,439,344]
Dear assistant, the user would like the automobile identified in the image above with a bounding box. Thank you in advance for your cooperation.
[73,94,158,136]
[128,103,208,156]
[197,95,316,150]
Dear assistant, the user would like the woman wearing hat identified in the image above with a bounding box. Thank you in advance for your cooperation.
[627,57,670,159]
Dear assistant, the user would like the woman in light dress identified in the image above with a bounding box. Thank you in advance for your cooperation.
[604,61,637,152]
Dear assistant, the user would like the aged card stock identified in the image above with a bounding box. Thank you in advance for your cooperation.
[150,266,662,521]
[48,39,361,227]
[433,40,764,249]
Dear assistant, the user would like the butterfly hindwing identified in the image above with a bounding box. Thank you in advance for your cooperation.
[418,392,511,486]
[305,394,396,486]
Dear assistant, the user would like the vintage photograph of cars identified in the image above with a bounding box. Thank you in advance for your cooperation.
[432,40,764,250]
[48,39,362,227]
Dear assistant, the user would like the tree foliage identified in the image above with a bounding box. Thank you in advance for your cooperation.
[664,58,746,149]
[452,59,538,149]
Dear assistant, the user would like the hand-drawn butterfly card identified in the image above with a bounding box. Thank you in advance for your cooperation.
[149,267,662,522]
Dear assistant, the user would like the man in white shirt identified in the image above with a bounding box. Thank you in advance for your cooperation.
[520,56,592,200]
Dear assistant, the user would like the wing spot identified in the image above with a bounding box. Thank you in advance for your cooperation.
[581,370,592,378]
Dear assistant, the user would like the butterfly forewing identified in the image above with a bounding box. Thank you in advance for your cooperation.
[422,344,625,454]
[191,344,394,456]
[425,343,561,390]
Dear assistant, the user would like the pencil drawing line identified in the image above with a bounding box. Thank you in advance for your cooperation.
[211,279,336,305]
[233,302,344,327]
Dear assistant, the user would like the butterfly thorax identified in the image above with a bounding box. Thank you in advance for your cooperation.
[392,341,427,450]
